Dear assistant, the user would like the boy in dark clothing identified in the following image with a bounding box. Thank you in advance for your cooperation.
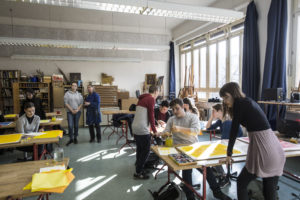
[154,100,172,126]
[20,89,46,119]
[132,85,159,179]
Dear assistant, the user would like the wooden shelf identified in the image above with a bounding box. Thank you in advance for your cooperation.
[0,70,20,114]
[13,82,51,114]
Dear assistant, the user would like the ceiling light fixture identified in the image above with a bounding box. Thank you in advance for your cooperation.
[0,37,169,51]
[7,0,244,23]
[10,54,142,62]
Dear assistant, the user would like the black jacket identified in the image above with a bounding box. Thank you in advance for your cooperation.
[20,97,46,120]
[154,107,172,125]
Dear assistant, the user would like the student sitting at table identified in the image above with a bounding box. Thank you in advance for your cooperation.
[154,100,172,126]
[16,102,43,160]
[206,104,243,188]
[158,98,231,200]
[183,98,199,117]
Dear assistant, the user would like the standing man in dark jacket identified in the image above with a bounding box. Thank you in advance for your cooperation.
[20,89,46,119]
[132,85,159,179]
[85,85,102,143]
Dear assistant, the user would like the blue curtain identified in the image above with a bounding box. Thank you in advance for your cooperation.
[169,41,176,100]
[261,0,288,129]
[242,1,260,101]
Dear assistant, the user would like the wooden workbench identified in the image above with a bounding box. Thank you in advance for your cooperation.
[0,158,69,200]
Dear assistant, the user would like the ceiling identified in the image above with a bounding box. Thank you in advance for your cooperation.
[0,0,221,35]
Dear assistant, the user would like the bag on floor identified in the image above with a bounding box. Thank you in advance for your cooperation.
[144,152,160,169]
[149,182,181,200]
[247,179,279,200]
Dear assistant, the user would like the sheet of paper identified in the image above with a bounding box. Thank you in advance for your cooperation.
[40,165,66,173]
[24,132,46,137]
[157,147,178,155]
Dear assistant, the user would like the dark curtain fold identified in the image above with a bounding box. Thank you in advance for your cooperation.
[242,1,260,101]
[169,41,176,100]
[261,0,288,130]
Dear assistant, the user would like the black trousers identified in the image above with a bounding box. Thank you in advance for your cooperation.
[237,167,279,200]
[182,167,220,198]
[135,134,151,174]
[88,124,101,140]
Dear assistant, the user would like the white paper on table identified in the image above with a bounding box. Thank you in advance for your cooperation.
[23,132,46,137]
[56,118,63,121]
[40,165,66,172]
[157,147,178,155]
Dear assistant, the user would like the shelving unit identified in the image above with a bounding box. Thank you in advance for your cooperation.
[93,85,118,107]
[0,70,20,114]
[12,82,51,114]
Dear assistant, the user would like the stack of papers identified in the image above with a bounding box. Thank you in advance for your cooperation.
[157,147,178,155]
[24,132,46,137]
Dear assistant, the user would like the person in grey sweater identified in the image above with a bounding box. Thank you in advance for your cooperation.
[64,82,83,146]
[16,102,40,133]
[16,102,42,160]
[158,98,231,200]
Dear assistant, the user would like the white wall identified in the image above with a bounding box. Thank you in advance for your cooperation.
[0,57,169,97]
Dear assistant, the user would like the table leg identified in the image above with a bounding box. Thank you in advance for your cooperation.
[202,166,207,200]
[118,121,135,153]
[33,144,38,160]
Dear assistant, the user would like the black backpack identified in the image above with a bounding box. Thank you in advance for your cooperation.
[150,182,181,200]
[144,152,160,169]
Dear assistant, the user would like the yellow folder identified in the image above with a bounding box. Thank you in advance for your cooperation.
[4,114,17,119]
[0,134,23,145]
[24,169,75,193]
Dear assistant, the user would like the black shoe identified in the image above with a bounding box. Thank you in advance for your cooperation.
[213,189,232,200]
[74,138,78,144]
[218,176,230,189]
[66,140,73,146]
[97,138,101,143]
[133,172,149,180]
[89,139,95,143]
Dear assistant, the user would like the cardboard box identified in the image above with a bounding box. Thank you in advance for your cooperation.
[121,98,138,110]
[117,91,130,100]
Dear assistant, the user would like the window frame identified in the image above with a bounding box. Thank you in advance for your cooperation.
[179,18,245,99]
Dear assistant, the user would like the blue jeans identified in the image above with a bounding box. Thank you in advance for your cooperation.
[67,111,81,140]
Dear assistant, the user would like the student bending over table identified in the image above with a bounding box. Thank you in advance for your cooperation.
[219,82,285,200]
[158,98,231,200]
[183,98,199,117]
[16,102,44,160]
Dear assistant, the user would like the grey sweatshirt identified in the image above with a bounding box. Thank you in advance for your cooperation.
[164,112,200,145]
[64,90,83,112]
[16,114,40,133]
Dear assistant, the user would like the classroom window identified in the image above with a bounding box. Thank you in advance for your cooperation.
[193,49,200,88]
[230,36,240,83]
[200,47,207,88]
[179,19,244,99]
[296,14,300,86]
[218,40,227,88]
[180,53,185,87]
[209,44,217,88]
